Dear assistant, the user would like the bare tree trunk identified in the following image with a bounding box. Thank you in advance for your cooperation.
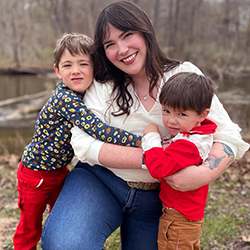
[185,0,203,59]
[223,0,230,48]
[62,0,71,32]
[169,0,180,56]
[153,0,160,29]
[164,0,174,55]
[85,0,95,38]
[9,0,22,68]
[42,0,69,34]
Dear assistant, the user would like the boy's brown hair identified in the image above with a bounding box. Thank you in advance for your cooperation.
[53,33,93,69]
[159,72,217,115]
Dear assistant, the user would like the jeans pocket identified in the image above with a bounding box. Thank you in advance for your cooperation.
[17,168,43,189]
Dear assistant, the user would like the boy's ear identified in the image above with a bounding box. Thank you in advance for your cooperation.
[199,108,210,122]
[53,63,62,79]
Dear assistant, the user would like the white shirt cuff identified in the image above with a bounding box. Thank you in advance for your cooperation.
[84,139,104,166]
[142,132,162,152]
[70,126,104,166]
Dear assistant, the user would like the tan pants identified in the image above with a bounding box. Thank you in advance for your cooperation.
[158,206,204,250]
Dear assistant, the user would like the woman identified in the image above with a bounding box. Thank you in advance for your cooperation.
[41,2,249,250]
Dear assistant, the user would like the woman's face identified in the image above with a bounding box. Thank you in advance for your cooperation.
[103,24,147,78]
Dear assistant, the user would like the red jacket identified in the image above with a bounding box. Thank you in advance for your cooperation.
[143,119,217,220]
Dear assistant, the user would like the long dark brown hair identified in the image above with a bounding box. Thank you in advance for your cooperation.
[94,1,180,116]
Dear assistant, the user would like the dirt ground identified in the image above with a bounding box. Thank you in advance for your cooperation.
[0,154,20,249]
[0,217,18,248]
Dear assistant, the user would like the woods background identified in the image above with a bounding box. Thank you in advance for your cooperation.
[1,0,250,78]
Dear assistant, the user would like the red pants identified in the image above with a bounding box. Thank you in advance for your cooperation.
[13,162,69,250]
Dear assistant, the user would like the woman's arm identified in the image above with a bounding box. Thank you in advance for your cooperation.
[208,95,249,159]
[164,142,235,191]
[99,136,236,190]
[74,131,236,189]
[71,126,143,169]
[99,143,143,169]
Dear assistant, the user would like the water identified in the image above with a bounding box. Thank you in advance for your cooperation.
[0,74,249,155]
[216,77,250,139]
[0,74,57,154]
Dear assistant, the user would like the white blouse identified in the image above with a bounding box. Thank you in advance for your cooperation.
[71,62,249,182]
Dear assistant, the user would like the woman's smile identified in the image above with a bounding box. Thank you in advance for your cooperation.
[122,52,138,64]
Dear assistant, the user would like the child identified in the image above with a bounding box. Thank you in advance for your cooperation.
[142,72,217,250]
[13,33,141,250]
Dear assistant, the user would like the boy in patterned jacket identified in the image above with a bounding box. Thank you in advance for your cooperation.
[142,72,217,250]
[13,33,141,250]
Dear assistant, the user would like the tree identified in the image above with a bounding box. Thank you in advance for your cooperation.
[0,0,28,68]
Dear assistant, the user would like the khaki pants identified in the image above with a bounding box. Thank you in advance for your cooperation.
[158,206,204,250]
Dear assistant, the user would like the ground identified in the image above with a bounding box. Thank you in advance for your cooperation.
[0,154,20,250]
[0,148,250,250]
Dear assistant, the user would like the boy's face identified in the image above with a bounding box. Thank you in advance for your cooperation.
[54,49,93,93]
[162,105,209,136]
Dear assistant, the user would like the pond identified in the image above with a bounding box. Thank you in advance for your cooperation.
[0,74,56,154]
[0,74,249,155]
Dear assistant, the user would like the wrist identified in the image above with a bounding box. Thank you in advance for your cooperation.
[85,140,104,165]
[142,155,147,169]
[142,132,162,152]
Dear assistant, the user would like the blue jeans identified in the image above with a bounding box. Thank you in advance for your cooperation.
[41,162,162,250]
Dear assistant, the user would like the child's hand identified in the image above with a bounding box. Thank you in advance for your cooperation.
[143,124,159,135]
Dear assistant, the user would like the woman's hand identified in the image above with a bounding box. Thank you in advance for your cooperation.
[143,124,159,135]
[165,142,235,191]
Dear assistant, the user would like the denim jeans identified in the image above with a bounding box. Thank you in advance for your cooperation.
[41,162,162,250]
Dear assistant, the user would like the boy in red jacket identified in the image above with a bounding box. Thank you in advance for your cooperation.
[142,72,217,250]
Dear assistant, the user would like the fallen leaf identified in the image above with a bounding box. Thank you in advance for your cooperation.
[242,235,250,242]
